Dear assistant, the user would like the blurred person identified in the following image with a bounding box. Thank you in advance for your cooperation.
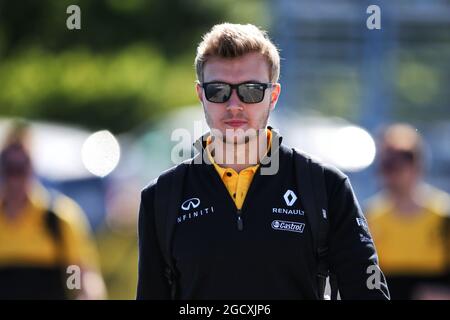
[366,123,450,300]
[137,23,389,300]
[0,121,107,299]
[95,179,141,299]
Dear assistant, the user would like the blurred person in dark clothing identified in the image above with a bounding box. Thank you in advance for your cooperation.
[366,123,450,300]
[0,121,106,299]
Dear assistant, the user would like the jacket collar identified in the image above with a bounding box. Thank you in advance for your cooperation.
[193,126,283,168]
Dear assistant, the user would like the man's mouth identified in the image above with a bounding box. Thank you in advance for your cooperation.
[224,120,248,128]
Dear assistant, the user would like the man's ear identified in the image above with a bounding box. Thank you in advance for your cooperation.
[196,82,203,103]
[269,83,281,111]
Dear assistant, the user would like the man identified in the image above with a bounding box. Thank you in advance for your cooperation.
[366,124,450,300]
[137,23,390,300]
[0,121,106,299]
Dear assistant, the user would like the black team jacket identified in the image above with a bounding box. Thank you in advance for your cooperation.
[137,128,390,300]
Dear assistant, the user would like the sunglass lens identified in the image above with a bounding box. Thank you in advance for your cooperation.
[205,83,231,103]
[238,83,265,103]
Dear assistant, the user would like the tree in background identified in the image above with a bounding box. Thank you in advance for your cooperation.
[0,0,268,133]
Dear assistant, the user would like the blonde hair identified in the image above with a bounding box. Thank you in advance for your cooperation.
[195,23,280,83]
[381,123,423,163]
[1,119,31,152]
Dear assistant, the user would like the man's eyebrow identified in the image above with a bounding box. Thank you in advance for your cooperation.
[243,79,267,83]
[203,79,228,83]
[203,79,268,83]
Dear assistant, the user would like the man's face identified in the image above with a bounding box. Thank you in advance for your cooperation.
[0,144,32,193]
[378,147,420,194]
[196,52,281,145]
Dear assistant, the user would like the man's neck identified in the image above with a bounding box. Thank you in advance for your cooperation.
[388,186,423,217]
[209,132,269,173]
[1,189,28,220]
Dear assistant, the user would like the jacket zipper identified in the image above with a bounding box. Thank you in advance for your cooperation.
[236,209,244,231]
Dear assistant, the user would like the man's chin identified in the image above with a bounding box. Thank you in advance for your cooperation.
[224,130,258,145]
[223,134,249,145]
[210,127,262,145]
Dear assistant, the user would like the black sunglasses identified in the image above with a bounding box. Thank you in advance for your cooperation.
[201,81,274,104]
[379,151,416,173]
[0,144,31,177]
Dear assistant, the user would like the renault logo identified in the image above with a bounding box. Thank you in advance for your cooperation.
[283,190,297,206]
[181,198,201,211]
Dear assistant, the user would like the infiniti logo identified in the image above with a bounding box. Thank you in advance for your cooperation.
[181,198,201,211]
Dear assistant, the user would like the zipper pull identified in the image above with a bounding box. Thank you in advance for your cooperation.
[236,209,243,231]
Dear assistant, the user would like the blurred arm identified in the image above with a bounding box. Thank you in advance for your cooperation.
[136,184,171,299]
[326,171,390,300]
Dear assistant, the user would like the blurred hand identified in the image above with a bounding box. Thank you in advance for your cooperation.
[76,269,107,300]
[412,284,450,300]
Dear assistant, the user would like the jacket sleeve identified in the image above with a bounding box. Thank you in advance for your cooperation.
[325,168,390,300]
[136,182,171,299]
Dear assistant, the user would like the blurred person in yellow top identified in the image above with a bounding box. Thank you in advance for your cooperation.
[365,123,450,300]
[0,121,107,299]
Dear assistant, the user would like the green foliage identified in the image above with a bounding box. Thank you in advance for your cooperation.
[394,45,450,123]
[0,45,197,132]
[0,0,268,132]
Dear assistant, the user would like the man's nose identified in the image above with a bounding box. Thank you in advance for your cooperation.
[226,89,243,112]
